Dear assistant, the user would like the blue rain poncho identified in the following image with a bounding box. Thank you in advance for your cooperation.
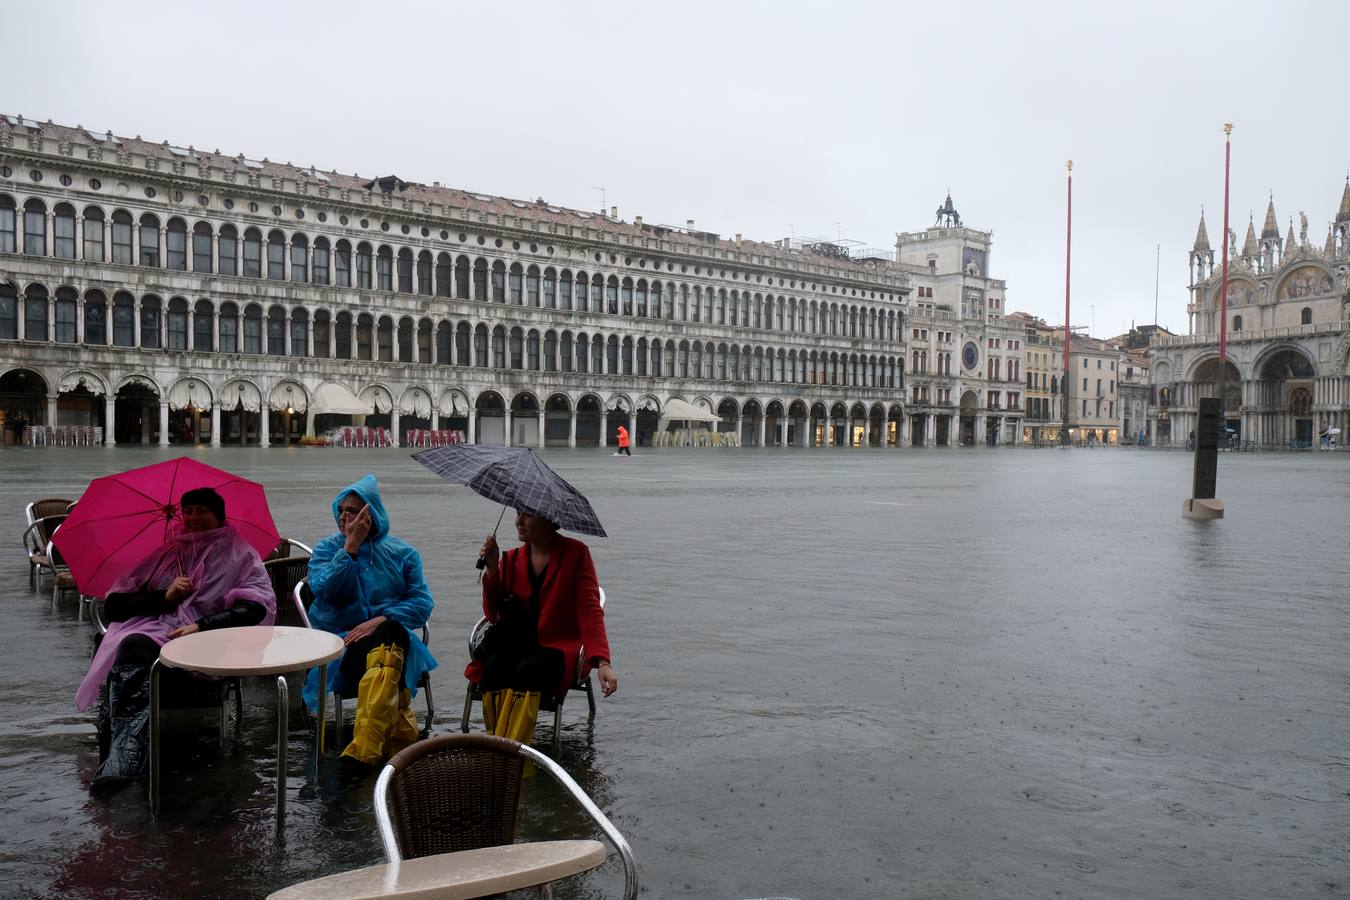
[302,474,438,710]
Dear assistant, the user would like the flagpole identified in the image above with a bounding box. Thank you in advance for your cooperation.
[1061,160,1073,447]
[1218,124,1232,433]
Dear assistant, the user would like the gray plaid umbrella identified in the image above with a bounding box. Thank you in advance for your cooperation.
[411,444,607,537]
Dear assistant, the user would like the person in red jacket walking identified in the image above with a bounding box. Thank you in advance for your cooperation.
[616,424,632,456]
[468,510,617,748]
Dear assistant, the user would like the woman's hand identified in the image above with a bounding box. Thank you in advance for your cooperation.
[344,615,388,646]
[165,576,193,604]
[167,622,200,640]
[480,534,500,571]
[343,507,373,555]
[597,661,618,697]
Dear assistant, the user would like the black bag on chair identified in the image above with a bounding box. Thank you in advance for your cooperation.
[469,593,536,661]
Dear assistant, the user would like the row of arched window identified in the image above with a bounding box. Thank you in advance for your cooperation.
[0,195,902,342]
[0,283,903,389]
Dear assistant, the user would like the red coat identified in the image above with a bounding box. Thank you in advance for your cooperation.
[465,534,611,697]
[617,426,630,448]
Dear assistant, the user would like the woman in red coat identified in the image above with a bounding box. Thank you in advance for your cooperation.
[467,510,617,746]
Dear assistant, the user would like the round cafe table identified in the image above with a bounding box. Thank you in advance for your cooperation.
[266,840,606,899]
[149,625,344,823]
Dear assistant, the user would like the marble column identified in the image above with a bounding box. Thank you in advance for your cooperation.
[391,410,401,447]
[538,410,546,449]
[210,404,220,447]
[628,410,637,449]
[259,406,270,448]
[468,412,477,445]
[777,417,786,448]
[46,395,58,426]
[158,401,170,447]
[504,411,513,447]
[104,396,116,446]
[568,410,577,447]
[823,416,832,447]
[758,415,767,448]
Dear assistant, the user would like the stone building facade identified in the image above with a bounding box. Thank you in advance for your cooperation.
[1008,311,1063,445]
[0,114,911,449]
[896,196,1023,447]
[1150,186,1350,447]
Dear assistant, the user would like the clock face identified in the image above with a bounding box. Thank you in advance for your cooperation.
[962,341,979,370]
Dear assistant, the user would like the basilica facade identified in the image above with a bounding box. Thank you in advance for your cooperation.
[0,115,910,449]
[1150,185,1350,448]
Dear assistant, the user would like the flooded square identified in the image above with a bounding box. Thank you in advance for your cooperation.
[2,446,1347,898]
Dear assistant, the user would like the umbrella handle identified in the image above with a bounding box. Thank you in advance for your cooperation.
[476,504,510,581]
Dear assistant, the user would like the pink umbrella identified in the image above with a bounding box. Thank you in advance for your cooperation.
[53,456,281,597]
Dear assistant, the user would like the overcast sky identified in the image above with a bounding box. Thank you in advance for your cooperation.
[11,0,1348,338]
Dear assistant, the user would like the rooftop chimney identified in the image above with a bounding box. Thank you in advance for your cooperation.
[610,206,618,220]
[635,216,642,226]
[687,219,695,229]
[735,233,743,245]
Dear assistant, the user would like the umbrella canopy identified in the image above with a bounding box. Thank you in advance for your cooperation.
[310,382,368,415]
[53,457,281,597]
[658,397,719,428]
[411,445,606,537]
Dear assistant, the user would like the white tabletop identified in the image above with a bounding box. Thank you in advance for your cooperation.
[266,840,606,900]
[160,625,344,676]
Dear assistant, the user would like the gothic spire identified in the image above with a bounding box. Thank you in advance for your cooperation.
[1326,225,1337,259]
[1192,210,1211,252]
[1242,217,1259,257]
[1260,194,1280,239]
[1337,177,1350,223]
[1284,220,1297,256]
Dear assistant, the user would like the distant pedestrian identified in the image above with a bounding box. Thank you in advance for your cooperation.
[616,424,631,456]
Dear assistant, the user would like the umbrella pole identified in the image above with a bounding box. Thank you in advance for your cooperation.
[477,504,509,583]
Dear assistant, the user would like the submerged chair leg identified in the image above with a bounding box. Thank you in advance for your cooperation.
[553,704,563,756]
[460,684,474,733]
[420,675,434,738]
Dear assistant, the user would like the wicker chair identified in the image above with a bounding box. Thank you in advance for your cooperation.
[290,578,435,740]
[460,588,606,755]
[375,733,637,899]
[23,507,71,589]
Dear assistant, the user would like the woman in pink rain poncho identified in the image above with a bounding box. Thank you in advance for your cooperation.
[74,487,274,790]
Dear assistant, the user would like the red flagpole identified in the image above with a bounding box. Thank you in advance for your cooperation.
[1062,160,1072,445]
[1218,124,1232,435]
[1219,125,1231,367]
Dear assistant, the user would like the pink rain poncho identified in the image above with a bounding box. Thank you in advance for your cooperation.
[75,525,275,711]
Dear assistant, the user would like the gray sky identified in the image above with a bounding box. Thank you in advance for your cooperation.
[11,0,1348,338]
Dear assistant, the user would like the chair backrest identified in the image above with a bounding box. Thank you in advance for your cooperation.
[27,498,75,525]
[379,733,525,860]
[263,556,311,625]
[26,513,69,552]
[375,734,639,898]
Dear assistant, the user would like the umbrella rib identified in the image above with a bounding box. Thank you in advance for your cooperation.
[76,517,163,591]
[91,478,173,510]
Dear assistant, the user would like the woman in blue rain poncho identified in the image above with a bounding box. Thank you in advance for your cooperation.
[305,474,437,772]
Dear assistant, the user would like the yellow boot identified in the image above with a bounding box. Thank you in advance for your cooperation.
[497,689,542,775]
[386,689,419,756]
[341,643,405,766]
[491,690,521,739]
[481,689,502,734]
[502,690,541,746]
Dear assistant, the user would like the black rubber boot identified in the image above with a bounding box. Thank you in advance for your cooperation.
[91,663,151,790]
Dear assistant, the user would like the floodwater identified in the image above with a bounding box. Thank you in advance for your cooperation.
[1,445,1347,899]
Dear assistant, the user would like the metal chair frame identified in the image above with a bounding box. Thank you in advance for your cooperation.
[374,733,637,900]
[290,579,435,742]
[459,588,605,755]
[89,587,245,743]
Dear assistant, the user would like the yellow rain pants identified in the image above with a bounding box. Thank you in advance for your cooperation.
[342,643,406,766]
